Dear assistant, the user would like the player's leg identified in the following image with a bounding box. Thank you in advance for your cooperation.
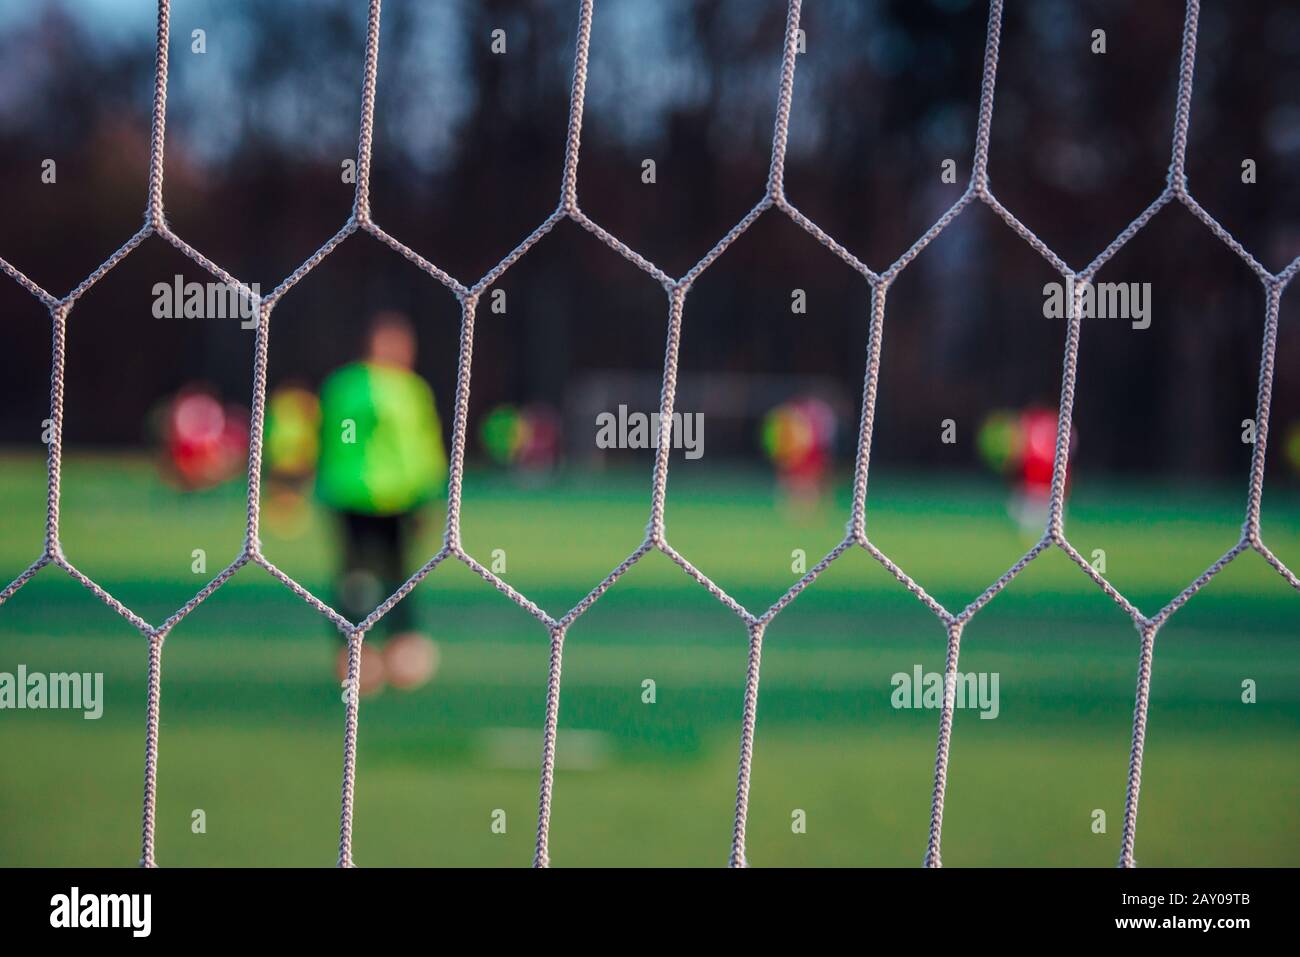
[379,510,439,690]
[335,510,388,694]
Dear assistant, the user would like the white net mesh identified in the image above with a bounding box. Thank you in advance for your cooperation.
[0,0,1295,869]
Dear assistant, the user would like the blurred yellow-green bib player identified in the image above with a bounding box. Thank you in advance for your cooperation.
[314,312,447,639]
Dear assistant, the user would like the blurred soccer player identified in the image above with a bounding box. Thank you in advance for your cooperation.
[761,395,838,514]
[977,405,1072,534]
[154,385,248,491]
[262,382,320,537]
[316,310,446,695]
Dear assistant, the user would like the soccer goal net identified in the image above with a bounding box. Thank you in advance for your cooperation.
[0,0,1295,868]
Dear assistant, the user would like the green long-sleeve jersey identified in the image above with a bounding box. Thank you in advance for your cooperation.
[315,361,447,516]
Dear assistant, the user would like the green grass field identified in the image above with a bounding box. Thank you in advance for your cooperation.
[0,452,1296,867]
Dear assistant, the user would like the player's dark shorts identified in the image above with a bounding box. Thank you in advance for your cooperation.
[333,510,416,638]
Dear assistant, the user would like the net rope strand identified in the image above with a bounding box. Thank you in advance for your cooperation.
[0,0,1294,869]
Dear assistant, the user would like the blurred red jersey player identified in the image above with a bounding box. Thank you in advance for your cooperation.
[156,386,248,491]
[1019,407,1059,495]
[761,395,838,513]
[978,405,1073,534]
